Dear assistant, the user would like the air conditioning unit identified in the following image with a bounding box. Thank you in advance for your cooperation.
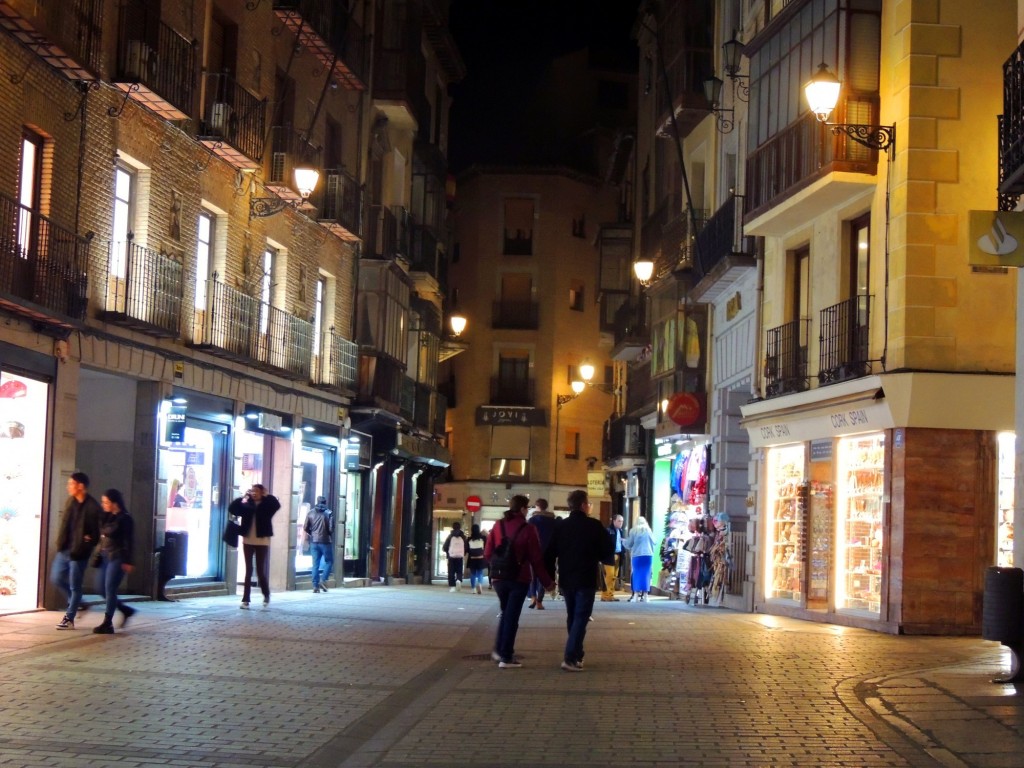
[124,40,151,81]
[623,424,641,454]
[208,102,232,136]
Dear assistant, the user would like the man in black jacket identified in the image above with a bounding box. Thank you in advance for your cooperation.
[51,472,102,630]
[548,489,613,671]
[601,514,625,601]
[303,496,333,593]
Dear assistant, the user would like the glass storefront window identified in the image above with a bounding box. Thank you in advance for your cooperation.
[835,432,885,614]
[765,444,806,603]
[997,432,1015,567]
[161,427,216,578]
[344,472,361,561]
[0,372,47,612]
[295,444,330,573]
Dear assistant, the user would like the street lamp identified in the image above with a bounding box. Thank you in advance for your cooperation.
[250,165,321,218]
[702,75,734,134]
[449,311,467,337]
[633,258,654,286]
[804,63,895,156]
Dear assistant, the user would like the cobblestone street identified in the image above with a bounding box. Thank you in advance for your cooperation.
[0,586,1020,767]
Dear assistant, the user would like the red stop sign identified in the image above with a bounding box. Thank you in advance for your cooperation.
[465,495,482,513]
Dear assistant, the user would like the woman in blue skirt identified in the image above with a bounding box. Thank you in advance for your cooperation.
[624,516,657,602]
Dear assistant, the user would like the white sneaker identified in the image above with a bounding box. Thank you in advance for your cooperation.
[449,586,456,593]
[240,602,249,610]
[491,651,502,662]
[456,581,462,592]
[475,585,482,594]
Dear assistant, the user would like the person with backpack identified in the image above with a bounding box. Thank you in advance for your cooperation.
[527,498,557,610]
[484,495,555,668]
[466,524,488,594]
[442,521,468,592]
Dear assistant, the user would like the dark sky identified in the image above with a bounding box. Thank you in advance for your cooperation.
[448,0,641,172]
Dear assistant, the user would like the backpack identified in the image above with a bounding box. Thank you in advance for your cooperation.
[489,521,524,580]
[447,534,466,558]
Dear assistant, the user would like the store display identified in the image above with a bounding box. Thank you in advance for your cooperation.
[766,444,806,603]
[807,482,833,602]
[836,433,885,614]
[997,432,1014,568]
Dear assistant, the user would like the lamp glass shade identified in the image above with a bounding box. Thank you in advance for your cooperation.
[703,75,724,106]
[579,361,595,382]
[633,259,654,284]
[293,167,320,199]
[804,63,841,122]
[571,379,586,395]
[723,36,743,76]
[449,312,467,337]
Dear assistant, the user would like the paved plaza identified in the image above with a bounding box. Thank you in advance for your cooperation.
[0,586,1021,767]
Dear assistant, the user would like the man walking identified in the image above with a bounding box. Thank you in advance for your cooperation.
[442,521,468,592]
[549,490,613,671]
[601,514,625,602]
[303,496,333,592]
[51,472,102,630]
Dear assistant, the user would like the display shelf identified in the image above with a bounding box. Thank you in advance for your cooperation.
[837,433,885,615]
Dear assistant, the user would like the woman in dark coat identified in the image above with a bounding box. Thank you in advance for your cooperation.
[92,488,136,634]
[230,484,281,608]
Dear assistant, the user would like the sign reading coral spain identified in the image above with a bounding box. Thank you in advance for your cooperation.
[666,391,706,428]
[968,210,1024,267]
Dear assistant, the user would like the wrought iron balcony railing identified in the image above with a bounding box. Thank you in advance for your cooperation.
[602,415,644,463]
[818,296,871,386]
[355,351,404,410]
[193,277,312,379]
[273,0,366,89]
[492,300,539,330]
[999,38,1024,200]
[312,168,361,241]
[409,224,439,277]
[198,72,266,169]
[624,362,655,417]
[266,126,321,200]
[311,328,357,392]
[399,375,416,422]
[100,239,182,337]
[764,319,810,397]
[0,193,89,321]
[375,46,429,129]
[0,0,103,80]
[489,377,535,407]
[114,1,195,119]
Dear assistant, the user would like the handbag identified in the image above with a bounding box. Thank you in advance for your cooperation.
[222,517,243,548]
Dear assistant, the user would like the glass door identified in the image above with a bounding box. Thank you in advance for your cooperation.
[835,432,885,614]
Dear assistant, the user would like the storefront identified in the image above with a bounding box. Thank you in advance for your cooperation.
[294,422,341,582]
[342,430,370,576]
[742,372,1014,634]
[0,347,54,615]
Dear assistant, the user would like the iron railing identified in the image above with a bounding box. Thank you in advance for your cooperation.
[1000,39,1024,199]
[116,1,195,114]
[432,391,447,436]
[267,125,321,190]
[357,352,403,408]
[625,362,654,416]
[399,376,416,421]
[199,72,267,164]
[492,300,539,330]
[0,193,89,319]
[489,377,535,407]
[412,381,431,430]
[102,240,182,336]
[693,195,753,277]
[273,0,366,85]
[818,296,871,385]
[312,328,358,391]
[315,168,361,237]
[35,0,104,75]
[409,224,439,277]
[603,416,644,462]
[727,530,747,596]
[194,277,312,379]
[764,319,810,397]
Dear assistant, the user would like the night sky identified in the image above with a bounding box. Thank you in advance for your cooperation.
[448,0,641,172]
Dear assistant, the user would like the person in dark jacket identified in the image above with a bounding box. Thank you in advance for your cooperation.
[303,496,333,593]
[51,471,102,631]
[442,521,468,592]
[548,489,614,671]
[466,524,488,594]
[91,488,136,634]
[483,495,555,668]
[601,514,625,601]
[527,498,557,610]
[230,484,281,608]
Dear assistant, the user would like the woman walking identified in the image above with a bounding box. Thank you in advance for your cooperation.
[624,516,657,602]
[466,524,488,594]
[230,484,281,608]
[92,488,136,634]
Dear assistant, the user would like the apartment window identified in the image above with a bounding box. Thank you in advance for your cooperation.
[849,214,870,328]
[503,198,534,255]
[792,246,810,323]
[259,247,276,333]
[195,212,213,309]
[111,165,135,278]
[495,352,531,405]
[564,428,580,460]
[312,274,326,356]
[569,280,585,312]
[17,130,43,258]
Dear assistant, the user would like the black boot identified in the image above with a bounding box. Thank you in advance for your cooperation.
[93,620,114,635]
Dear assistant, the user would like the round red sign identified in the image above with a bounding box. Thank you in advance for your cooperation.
[465,495,482,513]
[667,392,703,427]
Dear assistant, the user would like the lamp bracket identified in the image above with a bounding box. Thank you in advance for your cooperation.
[828,123,895,155]
[556,393,578,408]
[710,106,734,135]
[250,197,292,218]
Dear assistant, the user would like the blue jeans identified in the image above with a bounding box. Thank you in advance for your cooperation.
[562,588,596,664]
[493,579,529,662]
[98,555,127,621]
[310,543,331,587]
[50,550,87,619]
[469,565,485,588]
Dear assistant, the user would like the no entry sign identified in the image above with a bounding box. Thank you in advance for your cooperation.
[465,495,482,513]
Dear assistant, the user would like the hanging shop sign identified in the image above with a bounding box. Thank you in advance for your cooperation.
[344,431,372,470]
[666,391,706,429]
[587,471,606,498]
[476,405,545,427]
[164,405,186,443]
[968,210,1024,267]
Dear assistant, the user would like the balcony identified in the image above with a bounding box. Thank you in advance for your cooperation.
[399,375,416,422]
[655,45,714,139]
[0,193,89,326]
[273,0,366,90]
[113,2,195,120]
[602,415,645,465]
[409,224,439,277]
[265,126,321,202]
[375,45,429,130]
[764,319,810,398]
[99,240,182,338]
[489,378,535,407]
[492,300,539,330]
[311,168,361,242]
[746,108,880,221]
[624,362,655,417]
[818,296,871,386]
[364,205,412,261]
[0,0,102,80]
[197,72,266,170]
[610,298,648,361]
[192,277,312,380]
[356,352,404,411]
[999,39,1024,200]
[690,196,757,302]
[311,328,358,393]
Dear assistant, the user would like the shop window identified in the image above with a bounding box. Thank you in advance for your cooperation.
[998,432,1015,568]
[489,458,528,480]
[835,433,885,615]
[764,443,806,603]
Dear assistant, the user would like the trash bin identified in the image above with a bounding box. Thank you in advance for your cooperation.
[982,566,1023,643]
[162,531,188,578]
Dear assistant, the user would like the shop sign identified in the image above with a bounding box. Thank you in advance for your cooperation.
[809,438,832,462]
[666,391,706,428]
[475,405,545,426]
[744,398,894,448]
[587,471,606,498]
[165,405,186,443]
[344,431,372,470]
[968,210,1024,267]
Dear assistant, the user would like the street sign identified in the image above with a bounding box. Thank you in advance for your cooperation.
[465,495,482,513]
